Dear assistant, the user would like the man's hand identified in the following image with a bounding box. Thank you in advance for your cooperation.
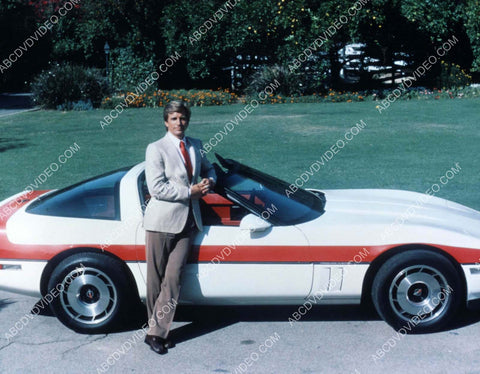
[190,179,211,199]
[206,177,215,190]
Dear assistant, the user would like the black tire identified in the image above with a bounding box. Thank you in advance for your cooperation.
[47,252,132,333]
[371,250,463,333]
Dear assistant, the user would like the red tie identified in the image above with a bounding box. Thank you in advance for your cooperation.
[179,140,193,182]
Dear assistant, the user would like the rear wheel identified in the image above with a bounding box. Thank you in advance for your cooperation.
[47,252,133,333]
[371,250,463,333]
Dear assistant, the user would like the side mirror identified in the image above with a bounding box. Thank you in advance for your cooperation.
[239,214,272,232]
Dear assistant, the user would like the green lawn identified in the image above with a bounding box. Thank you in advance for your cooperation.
[1,99,479,210]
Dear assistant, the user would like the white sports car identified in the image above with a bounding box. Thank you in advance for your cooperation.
[1,155,479,334]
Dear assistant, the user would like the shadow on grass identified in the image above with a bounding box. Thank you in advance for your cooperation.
[0,138,28,153]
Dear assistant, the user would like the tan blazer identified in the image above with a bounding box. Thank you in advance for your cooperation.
[143,134,216,233]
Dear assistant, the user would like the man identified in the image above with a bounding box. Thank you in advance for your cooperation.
[143,100,216,354]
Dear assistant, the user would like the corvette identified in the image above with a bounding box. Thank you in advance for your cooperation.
[1,154,480,334]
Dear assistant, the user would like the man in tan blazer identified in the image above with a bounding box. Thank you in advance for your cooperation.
[143,101,216,354]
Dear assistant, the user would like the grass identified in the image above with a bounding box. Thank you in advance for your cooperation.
[1,98,479,210]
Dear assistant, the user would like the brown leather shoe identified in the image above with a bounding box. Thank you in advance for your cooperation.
[144,335,168,355]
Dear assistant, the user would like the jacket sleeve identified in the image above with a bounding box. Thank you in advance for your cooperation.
[145,143,190,202]
[198,141,217,182]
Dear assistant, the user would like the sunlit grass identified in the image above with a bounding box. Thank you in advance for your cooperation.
[1,98,479,209]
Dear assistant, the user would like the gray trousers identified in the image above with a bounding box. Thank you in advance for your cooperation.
[145,224,194,338]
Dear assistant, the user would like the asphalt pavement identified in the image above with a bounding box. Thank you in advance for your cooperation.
[1,289,480,374]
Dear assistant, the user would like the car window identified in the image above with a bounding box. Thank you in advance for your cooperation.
[222,172,324,225]
[215,156,325,225]
[26,168,128,220]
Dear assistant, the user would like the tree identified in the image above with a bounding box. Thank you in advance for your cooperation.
[465,0,480,72]
[3,0,479,92]
[25,0,172,90]
[0,0,50,91]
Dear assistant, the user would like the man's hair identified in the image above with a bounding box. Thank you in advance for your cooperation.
[163,100,191,122]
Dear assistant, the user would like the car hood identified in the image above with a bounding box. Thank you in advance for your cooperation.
[300,188,480,248]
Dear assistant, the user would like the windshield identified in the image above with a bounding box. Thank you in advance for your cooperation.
[216,156,325,225]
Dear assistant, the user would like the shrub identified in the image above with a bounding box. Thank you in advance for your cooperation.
[437,61,472,88]
[110,47,157,93]
[245,64,305,96]
[32,64,109,109]
[56,100,94,111]
[101,89,239,108]
[100,86,480,109]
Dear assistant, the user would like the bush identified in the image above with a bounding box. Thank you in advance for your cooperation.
[245,64,305,96]
[110,47,157,93]
[100,85,480,109]
[56,100,94,111]
[101,89,239,108]
[437,61,472,88]
[32,64,109,109]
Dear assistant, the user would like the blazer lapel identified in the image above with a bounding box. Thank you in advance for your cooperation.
[162,134,188,178]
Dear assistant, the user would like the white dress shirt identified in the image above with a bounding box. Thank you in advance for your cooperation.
[166,131,196,170]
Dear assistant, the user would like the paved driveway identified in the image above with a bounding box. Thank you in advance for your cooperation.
[0,93,38,117]
[1,289,480,374]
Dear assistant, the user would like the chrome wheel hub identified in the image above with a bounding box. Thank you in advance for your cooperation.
[389,265,451,323]
[59,267,117,325]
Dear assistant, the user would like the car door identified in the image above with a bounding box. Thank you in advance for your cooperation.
[180,221,312,304]
[134,195,312,305]
[134,155,325,305]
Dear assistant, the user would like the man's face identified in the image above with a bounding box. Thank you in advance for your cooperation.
[165,111,189,139]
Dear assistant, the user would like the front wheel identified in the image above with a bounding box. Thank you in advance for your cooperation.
[47,252,133,333]
[371,250,464,333]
